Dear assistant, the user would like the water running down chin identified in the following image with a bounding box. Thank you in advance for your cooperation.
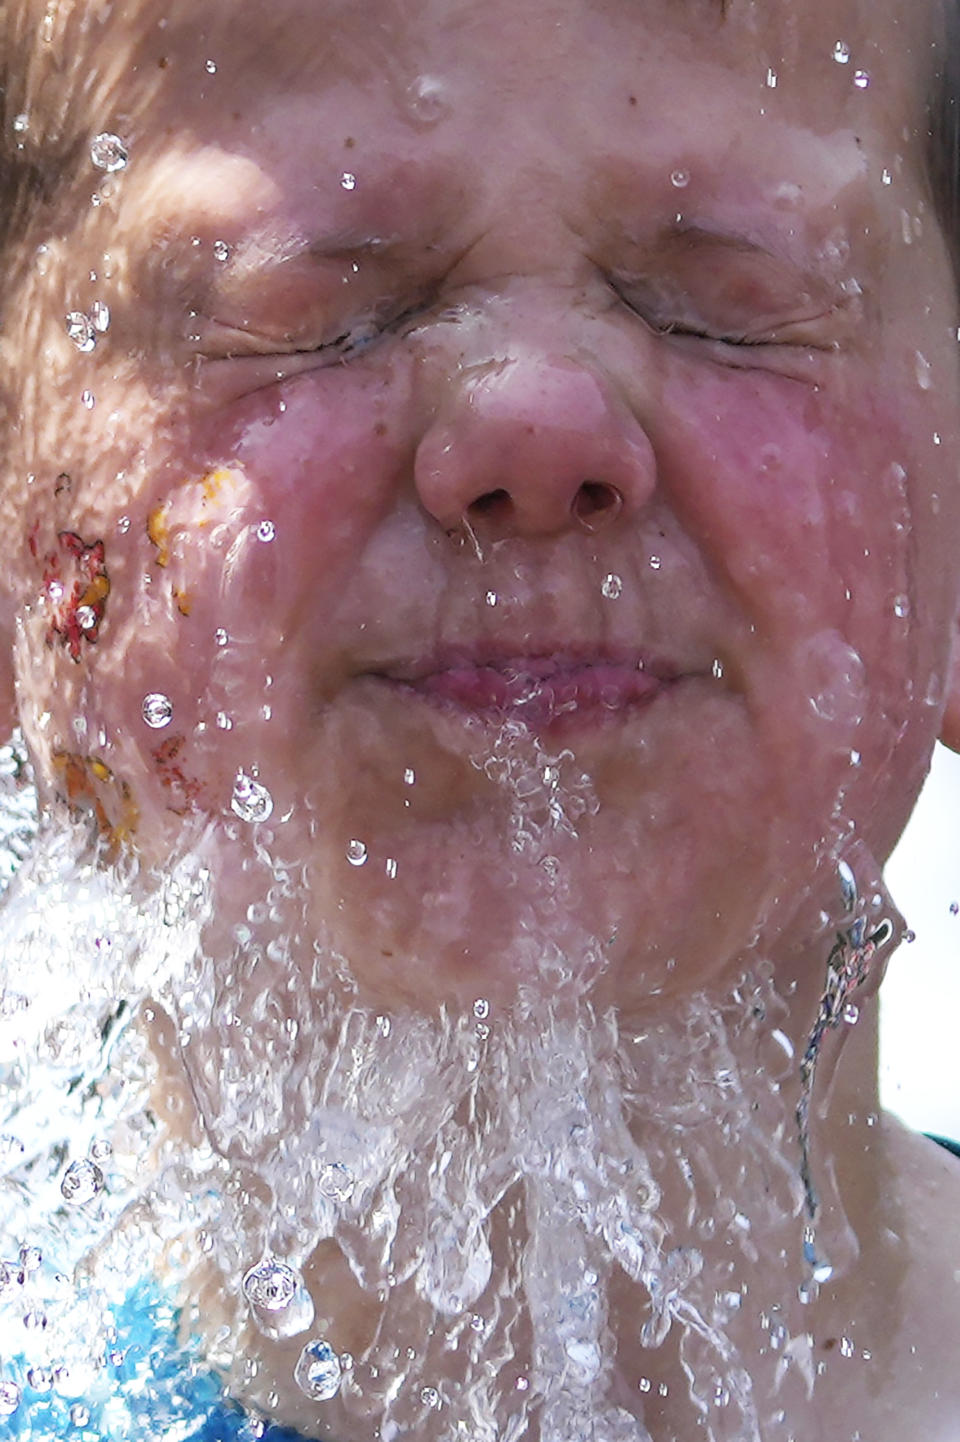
[0,760,896,1442]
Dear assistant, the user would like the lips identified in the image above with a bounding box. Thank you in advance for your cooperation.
[374,652,680,729]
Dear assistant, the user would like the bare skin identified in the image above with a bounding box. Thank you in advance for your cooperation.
[1,0,960,1436]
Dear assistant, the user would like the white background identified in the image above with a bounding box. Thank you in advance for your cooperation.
[881,742,960,1138]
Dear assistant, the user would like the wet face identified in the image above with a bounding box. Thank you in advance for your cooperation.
[2,0,958,1011]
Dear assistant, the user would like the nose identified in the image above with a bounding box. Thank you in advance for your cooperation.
[414,355,657,540]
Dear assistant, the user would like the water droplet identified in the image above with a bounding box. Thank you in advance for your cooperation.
[19,1246,41,1273]
[638,1377,652,1393]
[0,1383,20,1417]
[473,998,490,1019]
[90,132,128,171]
[91,300,110,333]
[853,69,870,89]
[142,692,173,729]
[765,67,778,88]
[204,58,217,73]
[340,172,357,191]
[893,594,910,619]
[212,239,231,262]
[711,658,725,680]
[65,311,96,352]
[243,1259,299,1312]
[76,605,97,631]
[256,519,276,542]
[318,1162,354,1200]
[69,1403,90,1427]
[915,351,933,390]
[649,555,662,570]
[832,40,851,63]
[60,1157,104,1204]
[81,389,95,409]
[403,767,416,785]
[346,838,367,867]
[12,113,28,134]
[117,514,130,534]
[385,857,398,879]
[216,711,233,731]
[26,1366,53,1393]
[294,1339,342,1401]
[601,573,623,600]
[950,901,959,916]
[215,627,229,647]
[485,590,498,607]
[670,168,690,188]
[231,772,274,823]
[515,1375,529,1391]
[839,1336,855,1358]
[420,1385,441,1409]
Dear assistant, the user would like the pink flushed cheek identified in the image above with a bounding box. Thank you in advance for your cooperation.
[199,365,417,621]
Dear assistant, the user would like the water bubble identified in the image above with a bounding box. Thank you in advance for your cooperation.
[950,901,959,916]
[204,58,217,73]
[839,1336,855,1358]
[26,1366,53,1393]
[601,573,623,600]
[853,70,870,89]
[881,168,892,186]
[340,172,357,191]
[90,132,128,172]
[69,1403,90,1426]
[346,839,367,867]
[485,590,498,607]
[385,857,398,879]
[90,1139,112,1161]
[212,239,231,262]
[142,692,173,729]
[420,1385,441,1409]
[12,113,28,134]
[515,1376,529,1392]
[81,390,95,410]
[215,627,229,647]
[217,712,234,731]
[0,1383,20,1417]
[60,1158,104,1205]
[404,767,416,785]
[231,772,274,824]
[19,1246,41,1273]
[91,300,111,333]
[893,594,910,619]
[294,1339,342,1401]
[638,1377,652,1393]
[256,519,276,542]
[649,555,662,570]
[711,658,725,680]
[832,40,851,63]
[843,1002,860,1026]
[76,605,97,631]
[243,1259,298,1312]
[473,998,490,1020]
[318,1162,354,1200]
[670,168,690,188]
[65,312,96,353]
[765,67,778,88]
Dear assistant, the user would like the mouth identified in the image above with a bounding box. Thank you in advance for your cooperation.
[371,651,683,731]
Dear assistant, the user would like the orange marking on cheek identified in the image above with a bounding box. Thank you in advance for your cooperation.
[174,588,192,616]
[52,750,139,853]
[147,505,171,566]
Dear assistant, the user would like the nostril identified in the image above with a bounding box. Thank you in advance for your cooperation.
[469,488,512,519]
[572,481,623,532]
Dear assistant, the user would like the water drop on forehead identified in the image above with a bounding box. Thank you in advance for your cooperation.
[346,838,367,866]
[294,1339,342,1401]
[670,168,689,189]
[832,40,851,64]
[90,132,128,172]
[601,573,622,600]
[340,171,357,191]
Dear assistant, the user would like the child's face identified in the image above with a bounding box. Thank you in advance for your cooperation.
[3,0,957,1008]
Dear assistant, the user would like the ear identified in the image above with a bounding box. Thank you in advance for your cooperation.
[940,622,960,752]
